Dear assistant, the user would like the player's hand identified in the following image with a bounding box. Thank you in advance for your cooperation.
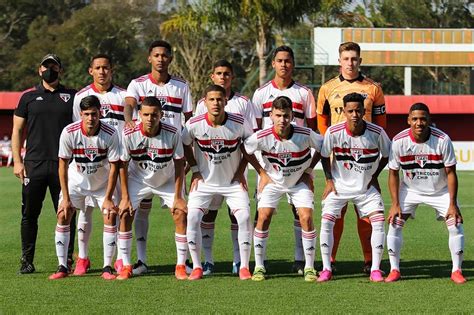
[257,171,273,194]
[57,199,74,220]
[102,198,118,219]
[368,177,381,193]
[321,179,337,200]
[232,172,248,191]
[172,197,187,214]
[13,162,26,183]
[297,172,314,192]
[118,198,134,218]
[190,172,203,192]
[446,204,463,226]
[124,120,136,129]
[387,204,402,224]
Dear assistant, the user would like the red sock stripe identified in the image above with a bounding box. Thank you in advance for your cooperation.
[56,225,70,232]
[302,230,317,239]
[393,217,405,227]
[103,226,117,233]
[118,232,133,240]
[446,218,456,227]
[370,214,385,223]
[322,213,337,222]
[254,230,269,238]
[200,222,215,229]
[175,235,187,243]
[294,220,302,228]
[230,224,238,231]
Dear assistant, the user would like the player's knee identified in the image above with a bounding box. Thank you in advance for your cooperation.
[297,209,312,225]
[320,217,336,233]
[187,209,204,226]
[103,213,116,226]
[172,209,187,224]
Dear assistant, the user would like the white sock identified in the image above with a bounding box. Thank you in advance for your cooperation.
[103,224,117,268]
[115,215,121,260]
[446,218,464,272]
[230,223,240,264]
[386,217,404,271]
[302,229,317,269]
[201,221,215,264]
[232,209,251,269]
[293,219,304,262]
[55,224,70,268]
[253,228,269,268]
[77,207,93,259]
[118,231,133,266]
[134,207,151,264]
[369,213,385,272]
[175,233,188,266]
[187,208,205,269]
[320,214,336,271]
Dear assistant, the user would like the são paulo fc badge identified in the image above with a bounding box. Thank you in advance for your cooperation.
[101,104,111,117]
[415,154,428,168]
[278,152,292,166]
[351,148,363,161]
[84,148,98,161]
[59,93,71,102]
[211,139,224,152]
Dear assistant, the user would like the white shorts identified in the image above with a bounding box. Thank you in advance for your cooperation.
[187,181,250,213]
[258,182,314,211]
[84,179,122,208]
[128,176,177,210]
[321,186,384,218]
[59,185,118,212]
[399,188,457,220]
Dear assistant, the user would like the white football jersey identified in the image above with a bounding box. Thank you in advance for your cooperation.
[245,126,323,188]
[195,92,258,131]
[321,121,391,194]
[126,74,192,127]
[182,113,253,186]
[389,127,456,194]
[252,80,316,129]
[73,83,128,132]
[121,122,184,188]
[58,121,120,191]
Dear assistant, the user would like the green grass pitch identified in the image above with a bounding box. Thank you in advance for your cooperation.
[0,167,473,313]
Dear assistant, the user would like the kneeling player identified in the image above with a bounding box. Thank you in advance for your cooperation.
[244,96,323,282]
[318,93,390,282]
[117,96,187,280]
[183,85,256,280]
[49,95,120,280]
[386,103,466,284]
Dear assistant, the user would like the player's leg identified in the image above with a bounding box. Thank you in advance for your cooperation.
[201,197,221,275]
[73,206,93,276]
[116,208,135,280]
[133,197,152,275]
[290,201,305,275]
[101,207,118,280]
[355,209,373,274]
[385,215,408,282]
[227,206,241,274]
[330,203,348,268]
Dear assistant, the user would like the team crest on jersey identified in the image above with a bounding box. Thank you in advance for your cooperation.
[147,147,159,160]
[101,104,111,117]
[84,148,98,161]
[334,107,343,115]
[278,152,292,166]
[415,155,428,168]
[351,148,363,161]
[211,139,225,152]
[59,93,71,102]
[343,162,353,170]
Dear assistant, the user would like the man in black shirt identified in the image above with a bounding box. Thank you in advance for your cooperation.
[12,54,77,274]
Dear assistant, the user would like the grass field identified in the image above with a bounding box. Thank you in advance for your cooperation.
[0,167,473,313]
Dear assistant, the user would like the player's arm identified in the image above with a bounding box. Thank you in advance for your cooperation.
[368,157,388,193]
[445,165,462,224]
[183,143,203,192]
[316,86,330,135]
[124,96,137,128]
[241,144,272,193]
[58,157,74,218]
[305,89,318,132]
[321,156,336,199]
[102,161,119,216]
[12,115,26,182]
[372,85,386,129]
[173,158,187,212]
[232,151,249,191]
[118,161,133,217]
[387,168,402,223]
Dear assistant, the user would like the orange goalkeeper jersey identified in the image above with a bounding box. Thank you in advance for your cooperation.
[316,74,386,135]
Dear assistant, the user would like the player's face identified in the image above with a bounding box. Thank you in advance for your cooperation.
[339,50,361,79]
[139,105,162,133]
[270,108,293,135]
[343,102,364,128]
[148,47,172,73]
[89,58,112,86]
[272,52,294,79]
[80,108,100,131]
[210,66,233,90]
[205,91,226,117]
[408,110,430,138]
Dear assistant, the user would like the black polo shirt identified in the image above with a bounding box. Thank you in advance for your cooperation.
[14,83,76,161]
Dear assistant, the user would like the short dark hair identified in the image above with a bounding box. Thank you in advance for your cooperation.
[213,59,233,73]
[90,54,112,67]
[409,102,430,115]
[272,45,294,63]
[80,95,101,111]
[272,96,293,111]
[148,40,172,55]
[339,42,361,55]
[203,84,226,98]
[141,96,163,110]
[343,92,365,108]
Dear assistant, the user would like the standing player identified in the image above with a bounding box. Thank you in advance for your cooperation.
[252,45,317,274]
[116,96,187,280]
[386,103,466,284]
[183,85,256,281]
[49,95,120,280]
[124,40,193,275]
[317,93,390,283]
[72,54,128,275]
[194,59,257,275]
[316,41,386,273]
[244,96,323,282]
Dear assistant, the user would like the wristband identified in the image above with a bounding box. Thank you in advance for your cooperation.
[190,165,199,173]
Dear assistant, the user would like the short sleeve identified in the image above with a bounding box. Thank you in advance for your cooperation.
[181,122,193,146]
[58,128,72,159]
[242,119,254,140]
[120,132,131,162]
[182,83,193,114]
[320,130,333,158]
[309,130,323,153]
[378,129,391,158]
[107,131,121,162]
[252,91,263,119]
[125,79,140,102]
[173,131,184,159]
[388,141,401,170]
[442,137,457,167]
[195,99,206,116]
[304,88,316,119]
[244,133,259,155]
[14,94,29,119]
[316,85,328,116]
[244,99,258,131]
[72,92,82,122]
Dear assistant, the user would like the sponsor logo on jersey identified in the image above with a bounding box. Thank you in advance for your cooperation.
[406,171,416,180]
[211,139,224,152]
[343,162,353,170]
[278,152,292,166]
[351,148,363,161]
[59,93,71,102]
[415,154,428,168]
[85,148,98,161]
